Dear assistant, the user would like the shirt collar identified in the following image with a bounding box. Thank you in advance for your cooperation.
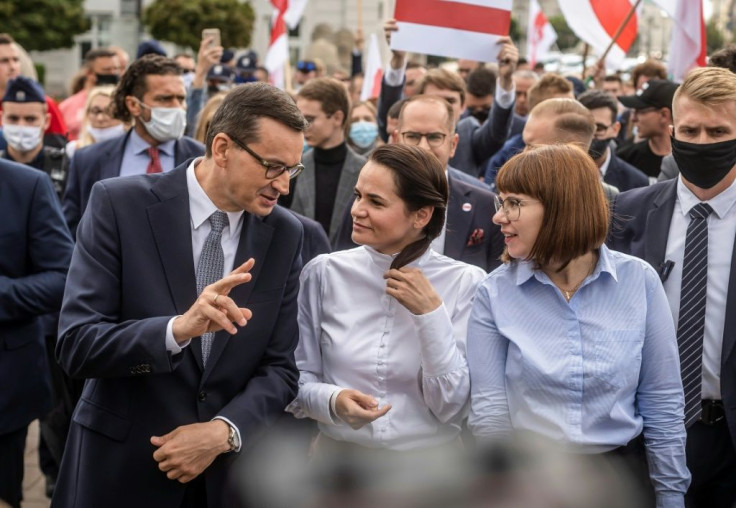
[599,148,612,178]
[363,244,433,271]
[676,174,736,220]
[513,244,618,286]
[186,158,243,239]
[130,128,176,157]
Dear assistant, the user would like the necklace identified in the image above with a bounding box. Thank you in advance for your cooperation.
[556,263,595,303]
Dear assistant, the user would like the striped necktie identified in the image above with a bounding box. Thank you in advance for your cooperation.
[677,202,713,428]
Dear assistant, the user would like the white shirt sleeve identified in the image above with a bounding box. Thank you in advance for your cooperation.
[384,61,407,87]
[165,316,190,354]
[494,79,515,110]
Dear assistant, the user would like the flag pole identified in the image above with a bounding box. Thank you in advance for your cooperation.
[357,0,363,32]
[284,59,293,93]
[599,0,643,63]
[581,43,589,77]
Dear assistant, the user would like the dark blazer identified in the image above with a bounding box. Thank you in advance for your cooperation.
[53,164,302,507]
[607,179,736,448]
[0,160,73,435]
[290,211,331,264]
[604,152,649,192]
[334,168,503,272]
[62,130,205,237]
[289,146,366,246]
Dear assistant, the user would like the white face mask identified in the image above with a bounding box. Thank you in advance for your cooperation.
[87,124,126,143]
[137,100,186,142]
[3,124,43,152]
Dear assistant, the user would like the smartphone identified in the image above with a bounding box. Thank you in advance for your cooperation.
[202,28,221,48]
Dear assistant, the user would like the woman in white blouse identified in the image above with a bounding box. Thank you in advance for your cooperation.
[287,144,485,451]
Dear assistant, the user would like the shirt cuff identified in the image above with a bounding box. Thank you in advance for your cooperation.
[329,389,344,422]
[165,316,190,354]
[212,416,241,453]
[384,63,406,86]
[495,79,515,109]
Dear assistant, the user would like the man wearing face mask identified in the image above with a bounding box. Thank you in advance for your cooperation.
[578,89,648,192]
[609,66,736,508]
[1,76,69,199]
[63,55,204,238]
[461,66,495,125]
[59,48,120,141]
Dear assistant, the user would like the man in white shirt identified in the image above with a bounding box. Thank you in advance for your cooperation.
[609,66,736,508]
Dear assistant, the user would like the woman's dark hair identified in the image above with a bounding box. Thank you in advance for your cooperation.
[369,144,449,269]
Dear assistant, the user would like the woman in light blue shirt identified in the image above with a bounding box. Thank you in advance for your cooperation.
[467,144,689,508]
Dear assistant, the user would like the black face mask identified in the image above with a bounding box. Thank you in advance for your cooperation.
[468,107,490,124]
[588,137,612,160]
[671,136,736,189]
[95,73,119,86]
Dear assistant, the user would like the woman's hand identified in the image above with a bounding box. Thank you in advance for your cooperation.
[384,267,442,315]
[335,389,391,430]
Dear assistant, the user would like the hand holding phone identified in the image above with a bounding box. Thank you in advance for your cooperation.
[202,28,221,49]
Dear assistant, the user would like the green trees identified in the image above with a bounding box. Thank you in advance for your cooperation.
[143,0,255,51]
[0,0,89,51]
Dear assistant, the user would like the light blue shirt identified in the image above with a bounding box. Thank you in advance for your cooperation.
[119,128,176,177]
[467,245,689,508]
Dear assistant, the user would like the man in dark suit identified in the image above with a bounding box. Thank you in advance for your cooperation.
[335,95,503,272]
[0,160,73,507]
[290,77,366,246]
[578,89,648,192]
[53,83,306,507]
[608,67,736,508]
[63,54,204,237]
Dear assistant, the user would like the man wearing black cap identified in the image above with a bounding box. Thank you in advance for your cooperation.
[1,76,69,198]
[616,79,679,181]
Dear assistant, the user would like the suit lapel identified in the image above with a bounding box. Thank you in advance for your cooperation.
[201,214,274,381]
[444,174,473,260]
[146,165,201,369]
[722,231,736,363]
[99,133,129,180]
[643,181,678,268]
[293,152,316,218]
[329,149,362,243]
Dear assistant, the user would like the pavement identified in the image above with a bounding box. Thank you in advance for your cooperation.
[21,420,51,508]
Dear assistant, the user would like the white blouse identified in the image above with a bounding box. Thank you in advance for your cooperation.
[287,246,486,450]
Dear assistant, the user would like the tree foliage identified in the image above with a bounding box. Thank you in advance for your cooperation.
[706,19,726,55]
[144,0,255,51]
[548,15,579,51]
[0,0,90,51]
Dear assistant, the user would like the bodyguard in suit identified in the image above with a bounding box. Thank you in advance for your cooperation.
[0,160,73,507]
[290,77,366,246]
[335,95,503,272]
[578,89,649,192]
[53,83,307,507]
[63,54,204,237]
[608,67,736,508]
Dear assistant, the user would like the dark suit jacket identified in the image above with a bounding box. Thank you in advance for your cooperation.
[62,131,205,237]
[333,168,503,272]
[290,211,331,264]
[0,160,73,435]
[604,152,649,192]
[607,179,736,448]
[53,164,302,507]
[289,146,366,246]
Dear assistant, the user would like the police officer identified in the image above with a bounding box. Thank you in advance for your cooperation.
[1,76,68,200]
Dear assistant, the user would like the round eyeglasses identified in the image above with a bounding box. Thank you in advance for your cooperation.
[493,195,540,221]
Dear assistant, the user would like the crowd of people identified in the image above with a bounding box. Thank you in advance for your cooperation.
[1,15,736,508]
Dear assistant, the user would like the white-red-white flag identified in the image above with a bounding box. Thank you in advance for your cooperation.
[283,0,308,30]
[526,0,556,67]
[651,0,706,82]
[390,0,511,63]
[557,0,639,69]
[265,0,288,89]
[360,33,383,101]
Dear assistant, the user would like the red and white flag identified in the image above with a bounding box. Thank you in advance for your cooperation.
[557,0,639,69]
[651,0,706,82]
[360,33,383,101]
[283,0,308,30]
[265,0,289,89]
[526,0,556,67]
[390,0,511,62]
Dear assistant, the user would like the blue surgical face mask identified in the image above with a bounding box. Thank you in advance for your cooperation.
[349,121,379,148]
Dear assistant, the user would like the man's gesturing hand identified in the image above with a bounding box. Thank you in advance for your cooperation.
[151,420,230,483]
[172,258,255,344]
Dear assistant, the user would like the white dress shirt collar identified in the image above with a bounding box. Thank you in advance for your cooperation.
[129,127,176,157]
[676,174,736,220]
[363,244,433,271]
[186,158,243,240]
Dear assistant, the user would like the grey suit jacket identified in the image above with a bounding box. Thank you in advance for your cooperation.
[290,145,367,245]
[657,154,679,182]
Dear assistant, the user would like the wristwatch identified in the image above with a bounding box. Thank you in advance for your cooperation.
[227,423,240,452]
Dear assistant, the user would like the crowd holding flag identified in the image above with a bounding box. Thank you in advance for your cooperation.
[359,33,384,101]
[651,0,707,81]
